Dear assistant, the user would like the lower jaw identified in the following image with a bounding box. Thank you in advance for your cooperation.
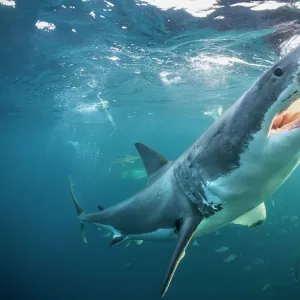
[269,98,300,136]
[269,119,300,136]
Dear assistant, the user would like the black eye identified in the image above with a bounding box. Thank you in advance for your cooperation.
[274,68,283,77]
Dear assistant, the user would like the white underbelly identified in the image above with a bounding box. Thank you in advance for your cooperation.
[194,201,246,237]
[194,156,299,237]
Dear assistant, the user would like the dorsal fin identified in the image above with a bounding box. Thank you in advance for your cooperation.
[135,143,169,177]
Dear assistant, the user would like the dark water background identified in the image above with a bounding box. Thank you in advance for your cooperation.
[1,0,300,299]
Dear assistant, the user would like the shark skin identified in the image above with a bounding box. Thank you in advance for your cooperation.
[69,45,300,297]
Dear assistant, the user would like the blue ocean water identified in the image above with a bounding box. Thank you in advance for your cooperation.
[2,0,300,299]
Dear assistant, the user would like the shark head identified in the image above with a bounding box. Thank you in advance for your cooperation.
[193,45,300,181]
[245,45,300,178]
[258,46,300,143]
[243,44,300,175]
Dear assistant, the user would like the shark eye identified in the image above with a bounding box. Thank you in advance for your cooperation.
[274,68,283,77]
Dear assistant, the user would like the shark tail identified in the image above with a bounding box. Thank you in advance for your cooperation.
[68,175,87,243]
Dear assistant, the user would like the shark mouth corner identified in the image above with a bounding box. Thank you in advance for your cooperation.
[269,97,300,136]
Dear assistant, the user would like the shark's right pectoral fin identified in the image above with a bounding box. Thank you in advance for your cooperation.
[161,213,203,297]
[231,202,266,228]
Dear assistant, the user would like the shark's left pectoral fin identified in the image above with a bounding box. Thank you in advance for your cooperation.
[232,202,266,228]
[110,235,126,247]
[161,213,203,297]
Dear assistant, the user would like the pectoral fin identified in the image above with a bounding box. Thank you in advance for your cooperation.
[231,202,266,228]
[161,213,202,297]
[110,235,126,247]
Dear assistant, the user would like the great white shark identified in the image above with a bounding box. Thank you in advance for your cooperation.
[69,45,300,296]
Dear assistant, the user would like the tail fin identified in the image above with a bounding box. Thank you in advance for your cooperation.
[68,175,87,243]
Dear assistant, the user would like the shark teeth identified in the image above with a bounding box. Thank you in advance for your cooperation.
[270,98,300,135]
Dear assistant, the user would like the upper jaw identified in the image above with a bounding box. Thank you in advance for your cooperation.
[268,67,300,137]
[269,96,300,137]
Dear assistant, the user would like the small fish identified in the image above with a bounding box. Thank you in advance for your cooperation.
[293,258,300,282]
[215,246,229,253]
[252,258,267,266]
[243,265,254,272]
[124,263,132,268]
[280,228,289,234]
[282,216,298,222]
[224,254,237,263]
[271,199,275,207]
[262,283,271,290]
